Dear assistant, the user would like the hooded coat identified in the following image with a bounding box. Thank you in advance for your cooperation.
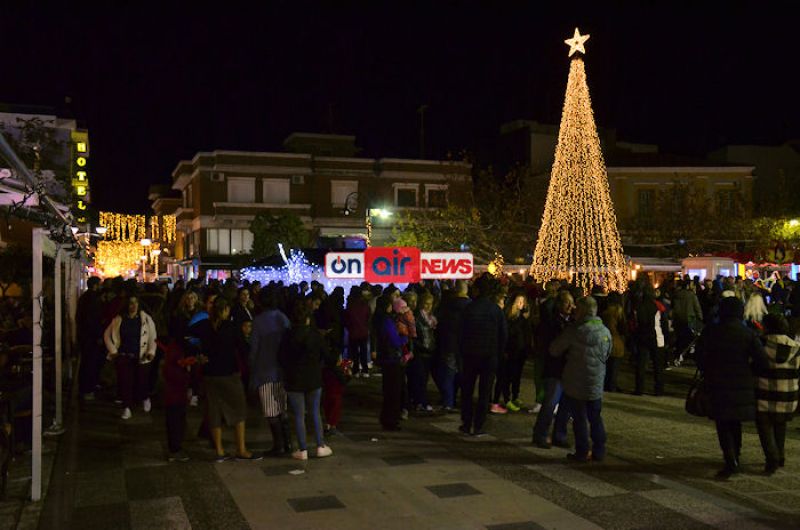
[549,316,612,401]
[696,297,770,421]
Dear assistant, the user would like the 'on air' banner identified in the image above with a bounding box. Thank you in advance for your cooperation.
[325,248,473,283]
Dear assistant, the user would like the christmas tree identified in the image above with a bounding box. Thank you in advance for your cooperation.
[530,28,627,293]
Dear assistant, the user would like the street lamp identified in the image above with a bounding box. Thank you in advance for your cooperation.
[151,248,162,278]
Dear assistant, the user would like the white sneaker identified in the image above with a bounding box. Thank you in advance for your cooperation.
[362,373,370,379]
[143,398,152,412]
[120,407,132,420]
[316,445,333,458]
[292,449,308,461]
[529,403,542,414]
[190,396,199,407]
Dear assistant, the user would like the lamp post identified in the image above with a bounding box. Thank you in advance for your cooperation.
[342,192,392,247]
[140,238,151,282]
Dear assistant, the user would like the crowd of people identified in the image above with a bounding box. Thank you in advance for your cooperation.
[72,271,800,478]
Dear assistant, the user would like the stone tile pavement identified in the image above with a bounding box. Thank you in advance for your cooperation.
[10,361,800,529]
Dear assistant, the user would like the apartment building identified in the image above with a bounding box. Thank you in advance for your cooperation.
[161,133,471,279]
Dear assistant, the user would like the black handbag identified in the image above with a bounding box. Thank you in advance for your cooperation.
[685,369,711,418]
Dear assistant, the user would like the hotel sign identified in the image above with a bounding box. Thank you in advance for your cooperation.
[71,130,89,222]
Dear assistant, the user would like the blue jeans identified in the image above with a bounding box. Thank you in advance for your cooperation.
[287,388,324,450]
[532,378,569,444]
[436,361,457,408]
[564,394,606,459]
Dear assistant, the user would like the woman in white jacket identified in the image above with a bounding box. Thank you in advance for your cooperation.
[104,294,157,419]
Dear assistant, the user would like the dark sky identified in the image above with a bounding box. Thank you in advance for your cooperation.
[2,3,799,213]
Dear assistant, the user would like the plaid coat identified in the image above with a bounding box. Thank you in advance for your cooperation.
[757,334,800,420]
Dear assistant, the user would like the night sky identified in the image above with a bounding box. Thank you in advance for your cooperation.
[2,3,798,213]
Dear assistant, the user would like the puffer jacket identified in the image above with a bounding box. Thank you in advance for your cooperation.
[549,316,612,401]
[696,318,769,421]
[757,334,800,420]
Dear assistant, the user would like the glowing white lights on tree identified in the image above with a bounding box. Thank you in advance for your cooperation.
[530,28,627,294]
[240,245,365,293]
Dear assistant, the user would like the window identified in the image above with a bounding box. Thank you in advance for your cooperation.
[394,184,419,207]
[263,178,290,204]
[227,177,255,203]
[637,189,655,218]
[717,190,736,215]
[206,229,254,255]
[331,180,358,208]
[426,185,448,208]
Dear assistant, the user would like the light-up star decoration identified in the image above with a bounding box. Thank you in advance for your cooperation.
[564,27,590,57]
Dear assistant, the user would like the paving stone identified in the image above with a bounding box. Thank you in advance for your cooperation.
[286,495,345,512]
[526,464,627,498]
[75,468,127,507]
[639,489,773,530]
[261,464,307,476]
[425,482,482,498]
[130,496,191,530]
[71,502,131,530]
[486,523,546,530]
[382,454,426,466]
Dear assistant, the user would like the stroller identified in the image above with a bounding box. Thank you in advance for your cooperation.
[671,328,701,367]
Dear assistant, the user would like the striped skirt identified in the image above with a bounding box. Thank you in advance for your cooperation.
[259,381,287,418]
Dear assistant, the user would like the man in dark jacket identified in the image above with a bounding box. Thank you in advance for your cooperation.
[634,287,664,396]
[696,296,770,479]
[77,277,104,399]
[435,280,470,411]
[532,290,574,448]
[458,279,507,436]
[550,296,612,462]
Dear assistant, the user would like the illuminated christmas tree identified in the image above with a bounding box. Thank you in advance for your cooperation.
[530,28,627,293]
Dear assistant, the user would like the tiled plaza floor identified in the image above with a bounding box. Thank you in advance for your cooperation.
[16,362,800,529]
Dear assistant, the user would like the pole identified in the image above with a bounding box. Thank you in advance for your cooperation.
[46,246,65,437]
[417,104,428,159]
[365,209,372,247]
[31,228,43,501]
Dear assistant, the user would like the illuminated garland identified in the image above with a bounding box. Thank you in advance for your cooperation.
[530,30,627,294]
[98,212,176,244]
[95,241,143,278]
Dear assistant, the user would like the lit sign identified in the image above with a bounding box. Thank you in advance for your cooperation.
[71,130,90,222]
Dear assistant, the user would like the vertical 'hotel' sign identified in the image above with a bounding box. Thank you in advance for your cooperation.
[71,130,89,222]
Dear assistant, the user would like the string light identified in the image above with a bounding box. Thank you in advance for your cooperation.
[240,247,399,293]
[95,241,143,278]
[96,212,177,276]
[530,31,627,294]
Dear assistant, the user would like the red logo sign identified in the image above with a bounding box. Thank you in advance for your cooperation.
[364,247,421,283]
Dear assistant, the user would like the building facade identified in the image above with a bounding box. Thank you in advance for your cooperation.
[0,105,89,247]
[498,120,756,248]
[160,133,471,279]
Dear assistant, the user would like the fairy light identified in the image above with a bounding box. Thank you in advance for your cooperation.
[530,29,627,294]
[240,247,402,293]
[97,212,177,276]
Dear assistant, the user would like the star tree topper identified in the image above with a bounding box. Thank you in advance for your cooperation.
[564,27,590,57]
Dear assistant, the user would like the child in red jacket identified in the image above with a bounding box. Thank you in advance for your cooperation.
[162,339,193,462]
